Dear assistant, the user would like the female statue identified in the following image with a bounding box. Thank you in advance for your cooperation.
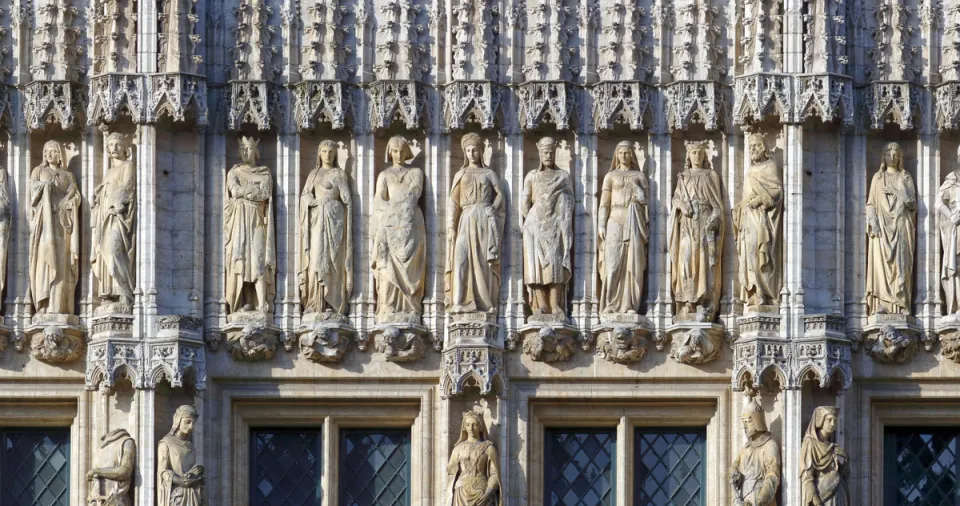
[30,140,81,315]
[937,145,960,314]
[372,136,426,322]
[669,140,724,321]
[598,141,649,315]
[445,133,504,314]
[865,142,916,316]
[92,132,137,313]
[445,411,501,506]
[299,140,353,317]
[0,159,10,303]
[800,406,849,506]
[224,136,276,317]
[157,405,204,506]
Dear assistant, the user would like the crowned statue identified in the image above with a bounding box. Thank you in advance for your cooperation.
[445,410,501,506]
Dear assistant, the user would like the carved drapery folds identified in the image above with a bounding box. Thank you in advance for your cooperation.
[228,0,281,131]
[442,81,505,131]
[864,0,923,131]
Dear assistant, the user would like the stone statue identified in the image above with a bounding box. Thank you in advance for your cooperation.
[0,156,10,304]
[224,136,276,318]
[865,324,917,364]
[865,142,916,316]
[87,428,136,506]
[598,141,649,315]
[445,410,501,506]
[937,145,960,315]
[670,140,724,321]
[92,132,137,314]
[731,397,781,506]
[445,133,504,315]
[734,133,782,310]
[157,405,204,506]
[372,136,426,322]
[800,406,849,506]
[299,140,353,318]
[521,137,574,317]
[30,140,81,315]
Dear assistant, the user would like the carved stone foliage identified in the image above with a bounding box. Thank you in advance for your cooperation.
[944,4,960,83]
[442,81,505,131]
[863,82,923,131]
[374,326,427,362]
[147,73,209,125]
[23,81,85,131]
[451,0,502,81]
[293,81,356,131]
[521,326,576,363]
[158,0,203,74]
[230,0,280,82]
[224,322,279,362]
[92,0,137,75]
[30,324,84,364]
[31,0,83,81]
[88,74,148,125]
[733,73,792,126]
[793,74,854,126]
[802,0,847,74]
[738,0,783,74]
[864,324,918,364]
[300,0,359,81]
[441,346,505,398]
[935,82,960,132]
[521,0,584,82]
[372,0,431,81]
[868,0,920,83]
[596,327,648,364]
[368,80,427,131]
[591,81,653,131]
[597,0,651,82]
[665,81,728,132]
[298,323,353,363]
[516,81,580,131]
[228,81,280,131]
[670,0,722,82]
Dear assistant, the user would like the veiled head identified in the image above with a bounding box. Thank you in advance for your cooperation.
[42,140,65,167]
[807,406,839,441]
[461,133,486,168]
[458,411,487,443]
[612,141,642,172]
[170,404,199,438]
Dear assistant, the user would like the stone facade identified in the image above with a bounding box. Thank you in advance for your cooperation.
[0,0,958,505]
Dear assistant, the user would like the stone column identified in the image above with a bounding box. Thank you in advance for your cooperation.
[276,106,300,335]
[572,125,599,334]
[135,387,156,506]
[135,126,158,337]
[5,108,31,332]
[648,99,672,327]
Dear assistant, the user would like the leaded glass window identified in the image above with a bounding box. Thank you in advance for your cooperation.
[884,427,960,506]
[340,429,410,506]
[251,429,323,506]
[1,428,70,506]
[545,429,616,506]
[635,428,706,506]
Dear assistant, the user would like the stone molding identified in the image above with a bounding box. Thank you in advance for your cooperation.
[368,80,428,131]
[590,81,654,131]
[935,81,960,131]
[146,73,209,126]
[733,73,793,125]
[23,80,85,131]
[292,80,357,131]
[441,80,505,131]
[862,81,925,131]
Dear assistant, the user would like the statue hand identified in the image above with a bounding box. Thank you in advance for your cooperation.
[598,226,606,242]
[812,494,824,506]
[86,470,100,480]
[952,210,960,226]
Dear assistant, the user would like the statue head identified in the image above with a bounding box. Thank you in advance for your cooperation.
[741,397,768,438]
[106,132,132,161]
[42,140,65,168]
[461,133,486,168]
[459,410,487,443]
[684,140,710,171]
[881,142,903,172]
[612,327,633,350]
[239,136,260,165]
[880,324,900,345]
[612,141,642,172]
[808,406,839,441]
[537,137,557,169]
[747,133,770,164]
[317,140,338,169]
[170,405,199,439]
[385,136,413,166]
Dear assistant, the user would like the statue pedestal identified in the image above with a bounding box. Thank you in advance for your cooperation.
[594,313,652,364]
[297,312,355,363]
[27,313,85,364]
[448,312,499,346]
[938,315,960,364]
[666,319,725,365]
[442,312,505,398]
[222,312,279,362]
[91,314,135,341]
[518,314,580,362]
[863,314,920,364]
[370,321,429,363]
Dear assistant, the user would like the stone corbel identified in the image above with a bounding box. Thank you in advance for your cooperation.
[88,74,148,125]
[372,324,429,363]
[86,340,144,390]
[863,81,924,131]
[935,82,960,131]
[936,316,960,363]
[296,314,355,363]
[595,327,649,364]
[732,336,792,391]
[144,339,206,391]
[516,81,581,132]
[368,80,427,131]
[793,74,854,126]
[441,346,505,398]
[441,81,506,131]
[664,80,729,132]
[228,81,281,131]
[223,319,280,362]
[293,80,357,131]
[796,315,852,389]
[23,80,85,131]
[146,73,209,126]
[665,321,725,365]
[733,73,793,126]
[591,81,654,131]
[862,315,921,364]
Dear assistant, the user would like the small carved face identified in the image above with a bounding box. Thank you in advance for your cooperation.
[748,136,766,162]
[538,145,555,168]
[318,144,336,168]
[616,147,634,169]
[688,147,705,168]
[178,415,196,436]
[464,143,482,166]
[821,413,837,438]
[463,417,480,439]
[613,328,632,350]
[240,145,257,165]
[884,144,901,168]
[742,413,758,438]
[44,144,62,166]
[389,142,409,166]
[107,136,129,161]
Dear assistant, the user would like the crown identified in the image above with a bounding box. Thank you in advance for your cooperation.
[240,136,260,149]
[537,136,557,149]
[462,410,483,422]
[684,140,710,150]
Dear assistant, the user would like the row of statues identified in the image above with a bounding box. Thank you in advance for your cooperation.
[10,135,957,327]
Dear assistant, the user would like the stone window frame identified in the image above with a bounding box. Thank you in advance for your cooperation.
[514,382,731,506]
[219,383,435,505]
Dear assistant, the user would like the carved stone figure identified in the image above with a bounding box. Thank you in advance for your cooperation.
[865,324,917,364]
[226,323,277,362]
[31,325,85,363]
[445,410,501,506]
[670,141,724,321]
[30,140,81,315]
[522,326,575,362]
[937,145,960,315]
[670,327,722,365]
[158,405,205,506]
[375,326,426,363]
[224,136,276,318]
[372,136,427,323]
[800,406,849,506]
[87,429,136,506]
[521,137,574,317]
[299,140,352,318]
[596,327,648,364]
[299,327,350,363]
[731,397,781,506]
[445,133,504,315]
[0,157,9,306]
[598,142,649,315]
[92,132,137,314]
[865,142,916,316]
[734,134,782,310]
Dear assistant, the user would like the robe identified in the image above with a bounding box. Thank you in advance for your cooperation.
[92,158,136,304]
[521,168,574,286]
[669,168,725,315]
[865,169,916,315]
[157,435,203,506]
[299,167,352,315]
[29,163,81,314]
[446,440,502,506]
[0,168,10,299]
[224,163,276,314]
[734,157,782,306]
[938,171,960,314]
[372,166,426,319]
[732,432,781,506]
[598,169,649,314]
[90,429,135,506]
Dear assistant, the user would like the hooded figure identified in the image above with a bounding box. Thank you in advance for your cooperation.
[445,411,502,506]
[157,405,204,506]
[800,407,849,506]
[731,397,781,506]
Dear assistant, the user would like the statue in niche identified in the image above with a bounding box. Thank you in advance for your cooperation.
[445,410,501,506]
[0,154,10,305]
[87,428,136,506]
[670,140,724,322]
[800,406,849,506]
[224,136,276,319]
[734,133,782,311]
[521,137,574,317]
[372,136,426,323]
[865,142,916,316]
[598,141,649,315]
[731,397,781,506]
[30,140,81,315]
[92,132,137,314]
[299,140,353,319]
[157,405,205,506]
[937,145,960,315]
[445,133,504,315]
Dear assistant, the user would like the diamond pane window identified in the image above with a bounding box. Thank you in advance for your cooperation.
[884,427,960,506]
[1,428,70,506]
[545,429,616,506]
[635,429,706,506]
[251,429,323,506]
[340,429,410,506]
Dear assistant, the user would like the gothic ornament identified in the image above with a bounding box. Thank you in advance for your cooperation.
[293,81,356,131]
[30,324,84,364]
[864,324,918,364]
[591,81,653,131]
[227,81,280,131]
[368,80,427,131]
[794,74,854,126]
[88,74,147,125]
[935,82,960,132]
[665,81,728,132]
[516,82,580,132]
[733,74,792,125]
[441,345,505,398]
[940,327,960,364]
[442,81,505,131]
[374,326,427,363]
[521,326,576,363]
[863,82,923,131]
[147,73,209,125]
[298,324,352,363]
[794,339,852,390]
[86,341,145,390]
[733,336,791,391]
[669,326,723,365]
[23,81,85,131]
[145,339,206,390]
[225,322,279,362]
[596,327,648,364]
